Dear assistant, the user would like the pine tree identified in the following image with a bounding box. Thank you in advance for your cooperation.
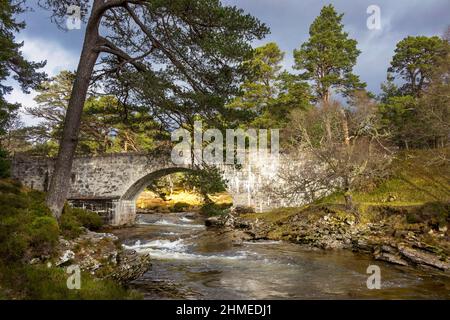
[229,42,310,128]
[293,5,365,102]
[0,0,46,136]
[388,35,447,97]
[37,0,268,217]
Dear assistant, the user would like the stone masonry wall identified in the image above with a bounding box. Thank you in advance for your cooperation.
[12,152,310,225]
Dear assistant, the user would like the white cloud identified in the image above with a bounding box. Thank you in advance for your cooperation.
[5,36,78,125]
[19,36,78,75]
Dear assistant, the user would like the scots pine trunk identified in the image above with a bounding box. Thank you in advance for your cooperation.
[46,9,101,219]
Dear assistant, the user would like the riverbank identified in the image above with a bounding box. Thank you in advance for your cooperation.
[209,150,450,273]
[111,212,450,299]
[208,202,449,272]
[0,179,147,299]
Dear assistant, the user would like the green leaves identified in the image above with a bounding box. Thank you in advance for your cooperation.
[388,36,448,96]
[99,0,269,131]
[228,43,310,128]
[0,0,46,137]
[27,71,164,155]
[228,42,284,112]
[182,166,227,202]
[293,4,365,101]
[379,34,449,149]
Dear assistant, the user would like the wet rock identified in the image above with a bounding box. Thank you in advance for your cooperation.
[352,239,372,253]
[56,250,75,266]
[107,250,151,284]
[221,204,450,273]
[205,216,223,227]
[381,245,396,253]
[398,244,449,271]
[374,251,409,266]
[374,246,409,266]
[320,239,345,250]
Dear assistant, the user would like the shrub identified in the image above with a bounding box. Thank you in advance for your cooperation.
[170,202,190,212]
[0,231,28,262]
[60,206,104,239]
[0,179,139,300]
[69,207,103,230]
[0,264,142,300]
[0,148,10,178]
[60,213,83,239]
[0,179,21,194]
[27,191,52,217]
[200,202,227,216]
[30,217,60,247]
[0,181,59,263]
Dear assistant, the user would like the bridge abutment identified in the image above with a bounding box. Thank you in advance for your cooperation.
[114,200,136,226]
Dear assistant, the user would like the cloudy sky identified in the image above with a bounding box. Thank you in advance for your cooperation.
[7,0,450,124]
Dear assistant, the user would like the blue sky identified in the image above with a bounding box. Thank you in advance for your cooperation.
[7,0,450,124]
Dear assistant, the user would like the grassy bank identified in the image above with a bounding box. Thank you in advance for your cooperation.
[0,179,141,300]
[232,150,449,270]
[245,149,449,223]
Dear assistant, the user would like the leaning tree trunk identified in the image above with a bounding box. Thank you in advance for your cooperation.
[46,12,101,219]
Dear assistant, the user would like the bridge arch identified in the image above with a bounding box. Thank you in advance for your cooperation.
[114,167,196,225]
[121,167,193,201]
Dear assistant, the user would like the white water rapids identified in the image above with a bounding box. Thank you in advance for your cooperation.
[112,213,450,299]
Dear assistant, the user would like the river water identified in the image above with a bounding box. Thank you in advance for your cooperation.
[112,212,450,299]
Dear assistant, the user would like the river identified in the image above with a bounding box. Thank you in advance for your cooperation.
[112,212,450,299]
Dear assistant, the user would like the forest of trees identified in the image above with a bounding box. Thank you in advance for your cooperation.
[0,1,448,217]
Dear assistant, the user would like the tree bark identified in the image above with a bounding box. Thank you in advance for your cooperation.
[339,108,350,146]
[344,192,353,210]
[46,8,101,219]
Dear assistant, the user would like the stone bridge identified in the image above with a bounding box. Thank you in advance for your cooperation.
[12,152,305,225]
